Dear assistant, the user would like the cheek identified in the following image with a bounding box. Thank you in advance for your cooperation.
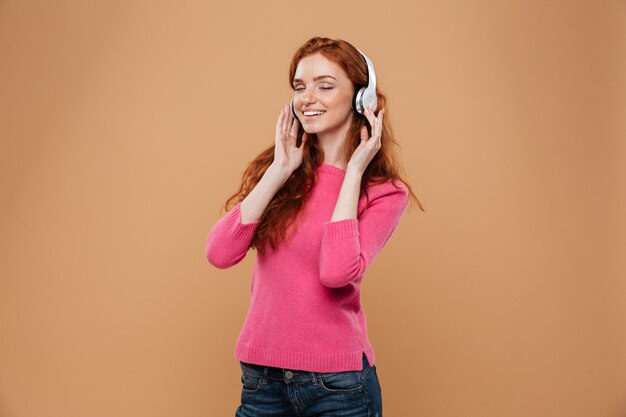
[327,92,353,111]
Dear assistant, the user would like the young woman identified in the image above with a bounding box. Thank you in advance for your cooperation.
[206,36,424,417]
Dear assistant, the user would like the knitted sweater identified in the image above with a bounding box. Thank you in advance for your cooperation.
[205,163,409,372]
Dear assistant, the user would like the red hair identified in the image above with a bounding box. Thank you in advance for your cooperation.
[223,36,425,256]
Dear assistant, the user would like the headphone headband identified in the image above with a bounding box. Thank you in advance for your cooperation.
[353,48,378,115]
[356,49,376,101]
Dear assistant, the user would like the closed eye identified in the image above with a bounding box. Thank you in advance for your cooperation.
[294,87,334,92]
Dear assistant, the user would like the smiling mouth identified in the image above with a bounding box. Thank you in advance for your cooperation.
[302,112,326,119]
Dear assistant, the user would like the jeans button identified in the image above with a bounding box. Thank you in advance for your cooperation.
[285,371,293,379]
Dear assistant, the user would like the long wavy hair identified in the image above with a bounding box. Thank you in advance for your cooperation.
[222,36,425,256]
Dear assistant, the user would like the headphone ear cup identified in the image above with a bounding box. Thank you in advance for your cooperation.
[353,87,365,114]
[290,97,299,121]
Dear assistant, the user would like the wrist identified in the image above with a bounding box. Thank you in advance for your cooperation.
[267,163,292,183]
[345,165,364,179]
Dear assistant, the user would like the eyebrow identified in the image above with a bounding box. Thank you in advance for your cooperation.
[292,75,337,85]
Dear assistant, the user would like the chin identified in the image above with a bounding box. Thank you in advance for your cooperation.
[302,126,319,134]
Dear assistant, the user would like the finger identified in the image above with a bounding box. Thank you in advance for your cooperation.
[361,125,369,142]
[289,117,299,141]
[375,107,384,123]
[367,108,379,139]
[373,109,383,139]
[280,106,287,133]
[363,105,375,128]
[367,107,381,139]
[282,104,290,133]
[372,107,384,138]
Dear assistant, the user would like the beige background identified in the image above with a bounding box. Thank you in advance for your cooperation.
[1,1,625,416]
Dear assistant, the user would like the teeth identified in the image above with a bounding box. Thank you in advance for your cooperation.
[303,111,326,116]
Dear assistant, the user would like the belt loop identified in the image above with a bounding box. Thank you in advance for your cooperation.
[263,366,268,383]
[311,371,317,384]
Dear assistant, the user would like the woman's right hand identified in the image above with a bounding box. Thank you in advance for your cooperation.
[271,103,308,175]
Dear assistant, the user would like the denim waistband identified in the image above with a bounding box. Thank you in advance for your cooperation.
[240,352,370,381]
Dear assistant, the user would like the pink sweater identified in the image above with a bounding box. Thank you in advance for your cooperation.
[205,163,410,372]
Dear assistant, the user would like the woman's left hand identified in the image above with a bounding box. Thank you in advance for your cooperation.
[346,105,385,176]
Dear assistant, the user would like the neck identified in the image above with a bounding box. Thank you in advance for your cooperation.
[316,114,354,167]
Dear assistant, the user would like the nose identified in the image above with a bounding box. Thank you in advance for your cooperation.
[300,90,316,107]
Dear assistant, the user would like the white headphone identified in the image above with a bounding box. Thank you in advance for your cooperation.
[290,47,377,121]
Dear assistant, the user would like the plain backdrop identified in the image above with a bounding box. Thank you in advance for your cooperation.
[1,1,625,416]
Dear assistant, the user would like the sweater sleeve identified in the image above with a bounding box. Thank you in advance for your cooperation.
[319,180,409,288]
[205,202,260,269]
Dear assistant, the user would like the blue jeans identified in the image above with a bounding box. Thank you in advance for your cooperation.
[235,353,383,417]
